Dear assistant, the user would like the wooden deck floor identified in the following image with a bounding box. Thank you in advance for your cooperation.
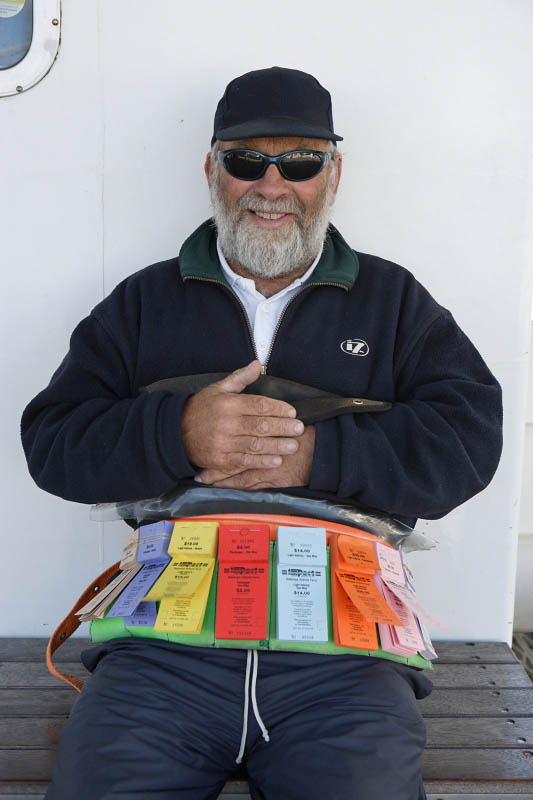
[1,639,532,798]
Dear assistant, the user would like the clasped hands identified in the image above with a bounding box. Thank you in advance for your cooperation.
[181,360,315,490]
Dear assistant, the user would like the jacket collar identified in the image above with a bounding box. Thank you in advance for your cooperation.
[178,218,359,290]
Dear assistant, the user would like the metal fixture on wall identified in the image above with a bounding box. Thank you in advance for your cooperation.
[0,0,60,97]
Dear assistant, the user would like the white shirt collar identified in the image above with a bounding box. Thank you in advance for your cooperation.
[216,237,322,302]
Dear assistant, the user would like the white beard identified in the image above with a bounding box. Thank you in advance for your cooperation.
[209,164,337,279]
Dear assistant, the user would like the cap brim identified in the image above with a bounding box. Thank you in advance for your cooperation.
[213,117,343,144]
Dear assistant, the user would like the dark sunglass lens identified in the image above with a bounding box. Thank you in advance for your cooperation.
[224,151,265,180]
[280,151,324,180]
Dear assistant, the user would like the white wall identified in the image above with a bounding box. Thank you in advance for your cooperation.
[1,0,532,642]
[515,323,533,631]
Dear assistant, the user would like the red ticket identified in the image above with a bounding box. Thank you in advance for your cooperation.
[215,563,269,640]
[218,524,270,562]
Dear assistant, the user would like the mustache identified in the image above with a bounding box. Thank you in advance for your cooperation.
[237,193,305,217]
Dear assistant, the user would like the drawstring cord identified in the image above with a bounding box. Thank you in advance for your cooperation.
[235,649,270,764]
[251,650,270,743]
[235,650,252,764]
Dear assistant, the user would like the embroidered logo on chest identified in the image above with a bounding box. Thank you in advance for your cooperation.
[340,339,369,357]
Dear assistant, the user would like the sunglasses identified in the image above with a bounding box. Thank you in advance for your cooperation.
[217,148,332,182]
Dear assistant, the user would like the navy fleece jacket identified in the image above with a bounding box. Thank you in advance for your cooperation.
[21,220,503,527]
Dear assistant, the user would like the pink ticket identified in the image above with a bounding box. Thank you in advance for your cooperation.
[380,580,424,651]
[383,578,447,630]
[378,623,414,658]
[374,542,405,584]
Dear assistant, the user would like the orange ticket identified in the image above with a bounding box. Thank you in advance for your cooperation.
[333,575,378,650]
[336,571,403,626]
[337,535,379,574]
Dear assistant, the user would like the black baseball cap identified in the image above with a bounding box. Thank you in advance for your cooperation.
[211,66,343,145]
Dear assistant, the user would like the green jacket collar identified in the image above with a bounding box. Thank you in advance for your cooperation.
[178,218,359,290]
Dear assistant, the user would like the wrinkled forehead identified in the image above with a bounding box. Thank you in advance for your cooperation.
[218,136,334,155]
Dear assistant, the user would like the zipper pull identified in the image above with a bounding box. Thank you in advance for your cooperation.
[260,364,266,375]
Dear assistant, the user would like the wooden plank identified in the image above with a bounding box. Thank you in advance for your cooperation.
[433,642,518,664]
[430,665,533,689]
[426,795,533,799]
[0,750,55,781]
[422,749,533,781]
[419,689,533,717]
[425,717,533,748]
[0,717,67,747]
[220,795,251,800]
[0,784,49,797]
[2,662,530,691]
[0,638,519,664]
[0,639,518,662]
[0,662,89,688]
[2,716,526,750]
[425,781,533,795]
[220,784,253,796]
[0,690,77,716]
[0,639,90,663]
[3,785,533,798]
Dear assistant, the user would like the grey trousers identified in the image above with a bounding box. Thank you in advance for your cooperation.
[46,638,432,800]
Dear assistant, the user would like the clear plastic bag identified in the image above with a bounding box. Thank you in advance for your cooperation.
[91,487,435,553]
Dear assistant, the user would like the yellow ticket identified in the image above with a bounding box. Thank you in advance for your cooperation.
[154,562,215,633]
[143,555,214,601]
[168,521,219,557]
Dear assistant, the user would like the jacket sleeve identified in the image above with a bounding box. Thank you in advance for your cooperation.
[308,310,503,519]
[20,311,197,503]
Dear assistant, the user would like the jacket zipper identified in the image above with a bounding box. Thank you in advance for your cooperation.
[262,282,347,372]
[183,276,261,365]
[184,276,347,375]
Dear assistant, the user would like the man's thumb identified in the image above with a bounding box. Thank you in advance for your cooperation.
[217,360,262,394]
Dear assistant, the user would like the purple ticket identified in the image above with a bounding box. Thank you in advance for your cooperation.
[107,561,169,618]
[124,601,157,627]
[137,521,174,563]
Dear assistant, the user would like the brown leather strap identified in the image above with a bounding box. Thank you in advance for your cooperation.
[46,561,120,692]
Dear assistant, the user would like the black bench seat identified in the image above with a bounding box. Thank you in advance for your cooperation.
[1,639,532,798]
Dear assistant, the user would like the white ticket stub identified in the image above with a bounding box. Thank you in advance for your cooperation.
[276,564,328,642]
[276,527,327,566]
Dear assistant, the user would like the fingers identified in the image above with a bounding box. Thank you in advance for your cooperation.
[207,470,283,490]
[206,450,285,472]
[215,360,263,395]
[181,361,300,471]
[227,415,304,438]
[195,467,246,484]
[233,392,297,419]
[215,363,297,418]
[232,435,300,456]
[195,451,285,484]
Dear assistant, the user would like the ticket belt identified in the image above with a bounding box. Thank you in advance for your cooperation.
[47,513,436,692]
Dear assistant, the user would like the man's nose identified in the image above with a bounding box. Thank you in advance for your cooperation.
[254,163,291,198]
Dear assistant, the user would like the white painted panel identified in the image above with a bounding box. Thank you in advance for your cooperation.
[0,0,104,635]
[2,0,532,639]
[407,359,525,642]
[526,324,533,423]
[514,536,533,632]
[519,426,533,534]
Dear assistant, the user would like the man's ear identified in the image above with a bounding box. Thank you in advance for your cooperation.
[330,153,342,202]
[204,152,212,187]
